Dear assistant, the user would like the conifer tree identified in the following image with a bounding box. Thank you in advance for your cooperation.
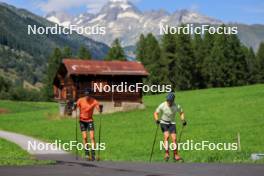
[62,47,72,58]
[226,34,248,86]
[135,26,261,91]
[257,42,264,82]
[44,48,62,100]
[136,34,146,62]
[146,33,169,85]
[173,28,195,90]
[201,28,216,87]
[136,33,169,87]
[192,33,206,88]
[106,39,126,61]
[243,47,259,84]
[161,31,177,89]
[78,45,91,60]
[205,32,228,87]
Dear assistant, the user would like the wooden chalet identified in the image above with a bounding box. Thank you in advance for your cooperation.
[53,59,148,115]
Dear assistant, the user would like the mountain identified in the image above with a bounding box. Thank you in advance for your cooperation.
[235,24,264,50]
[46,0,264,51]
[0,2,109,86]
[46,11,73,27]
[46,0,221,46]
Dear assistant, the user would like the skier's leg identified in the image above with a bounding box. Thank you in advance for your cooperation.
[163,131,170,161]
[171,133,181,160]
[80,122,90,160]
[82,131,91,160]
[90,130,96,161]
[89,122,96,161]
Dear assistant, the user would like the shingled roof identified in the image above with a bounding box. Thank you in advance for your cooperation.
[62,59,149,76]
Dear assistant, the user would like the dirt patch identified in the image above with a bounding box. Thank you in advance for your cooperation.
[0,108,9,114]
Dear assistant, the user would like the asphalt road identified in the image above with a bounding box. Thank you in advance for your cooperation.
[0,130,67,155]
[0,130,263,176]
[0,154,264,176]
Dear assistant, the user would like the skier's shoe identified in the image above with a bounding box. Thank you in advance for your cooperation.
[91,150,96,161]
[85,155,91,161]
[85,150,91,161]
[173,154,182,162]
[164,152,170,162]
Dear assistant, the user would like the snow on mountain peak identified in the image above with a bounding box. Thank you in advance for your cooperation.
[110,0,127,2]
[111,3,131,11]
[102,0,139,12]
[45,0,222,46]
[45,11,73,27]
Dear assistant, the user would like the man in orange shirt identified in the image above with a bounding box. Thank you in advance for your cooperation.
[76,88,102,161]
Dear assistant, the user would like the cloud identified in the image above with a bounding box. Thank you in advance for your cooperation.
[37,0,141,13]
[38,0,97,13]
[189,4,199,11]
[85,0,109,13]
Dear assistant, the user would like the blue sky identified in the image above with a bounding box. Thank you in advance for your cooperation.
[1,0,264,24]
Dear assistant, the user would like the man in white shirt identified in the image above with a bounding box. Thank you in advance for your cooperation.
[154,92,187,161]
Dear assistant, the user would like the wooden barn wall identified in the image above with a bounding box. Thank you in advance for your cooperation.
[68,75,144,103]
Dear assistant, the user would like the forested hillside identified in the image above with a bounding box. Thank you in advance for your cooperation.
[136,25,264,91]
[0,2,109,85]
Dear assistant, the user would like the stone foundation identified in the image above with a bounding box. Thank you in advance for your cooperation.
[94,101,145,114]
[59,101,145,117]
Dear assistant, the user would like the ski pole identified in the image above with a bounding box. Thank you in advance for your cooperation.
[178,125,185,144]
[149,123,159,163]
[74,78,79,160]
[75,104,78,160]
[97,105,103,161]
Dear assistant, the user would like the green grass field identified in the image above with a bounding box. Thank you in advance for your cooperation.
[0,84,264,164]
[0,138,52,165]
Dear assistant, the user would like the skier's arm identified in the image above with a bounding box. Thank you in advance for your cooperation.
[180,112,185,121]
[73,99,80,110]
[154,112,159,121]
[153,112,160,124]
[154,104,162,124]
[180,111,187,126]
[83,101,96,112]
[95,103,100,112]
[94,100,103,113]
[95,104,103,113]
[178,105,187,126]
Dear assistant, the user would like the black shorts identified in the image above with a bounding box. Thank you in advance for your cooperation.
[160,123,176,134]
[80,121,94,132]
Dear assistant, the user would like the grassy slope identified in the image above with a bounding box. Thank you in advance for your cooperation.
[0,138,52,165]
[0,84,263,163]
